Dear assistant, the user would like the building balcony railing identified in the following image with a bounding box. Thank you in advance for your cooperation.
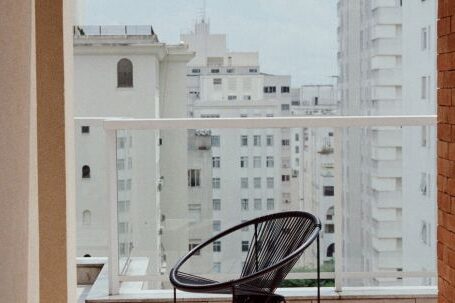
[75,115,437,301]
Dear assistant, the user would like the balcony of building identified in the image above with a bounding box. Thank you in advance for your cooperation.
[74,115,437,303]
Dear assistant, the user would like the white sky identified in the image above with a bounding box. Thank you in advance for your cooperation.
[79,0,338,86]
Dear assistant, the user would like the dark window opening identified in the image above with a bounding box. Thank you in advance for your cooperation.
[327,243,335,257]
[82,165,91,178]
[81,126,90,134]
[117,58,133,88]
[323,186,334,196]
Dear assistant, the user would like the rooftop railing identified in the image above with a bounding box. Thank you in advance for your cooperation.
[73,25,156,37]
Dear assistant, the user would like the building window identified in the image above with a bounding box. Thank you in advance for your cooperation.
[314,96,319,105]
[254,199,262,210]
[211,135,220,147]
[227,68,235,73]
[213,199,221,211]
[117,137,126,149]
[188,169,201,187]
[326,206,334,221]
[267,199,275,210]
[241,135,248,146]
[292,100,300,106]
[421,126,428,147]
[281,104,290,111]
[282,139,290,146]
[240,114,248,118]
[253,156,262,168]
[282,175,290,182]
[295,133,299,141]
[82,165,91,178]
[241,220,249,231]
[213,220,221,232]
[241,199,249,211]
[82,210,91,225]
[264,86,276,93]
[421,27,428,50]
[266,135,274,146]
[295,146,300,153]
[241,177,249,189]
[118,222,128,234]
[240,156,248,168]
[253,135,261,146]
[323,186,334,196]
[327,243,335,257]
[266,156,274,168]
[213,78,222,85]
[249,68,258,73]
[117,58,133,88]
[281,86,290,93]
[421,76,429,100]
[420,173,429,195]
[243,95,251,100]
[254,177,261,189]
[118,200,131,212]
[118,179,125,191]
[211,68,220,73]
[128,157,133,169]
[81,126,90,134]
[325,224,335,234]
[267,177,274,189]
[117,159,125,170]
[213,262,221,273]
[126,179,132,191]
[242,241,249,252]
[212,157,221,168]
[212,178,221,189]
[213,241,221,252]
[191,68,201,74]
[189,240,201,255]
[189,204,202,224]
[228,95,237,100]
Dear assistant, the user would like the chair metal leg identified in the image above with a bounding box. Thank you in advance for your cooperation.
[317,234,321,303]
[174,287,176,303]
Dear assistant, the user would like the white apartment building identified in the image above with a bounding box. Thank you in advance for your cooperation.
[338,0,436,286]
[181,20,305,275]
[73,26,193,285]
[298,85,338,268]
[402,0,437,286]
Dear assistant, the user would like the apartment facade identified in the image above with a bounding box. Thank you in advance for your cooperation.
[338,0,436,286]
[181,21,305,274]
[73,26,193,285]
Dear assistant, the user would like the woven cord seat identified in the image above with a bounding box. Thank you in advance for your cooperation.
[170,211,322,303]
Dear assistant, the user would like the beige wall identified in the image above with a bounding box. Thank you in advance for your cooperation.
[0,0,75,302]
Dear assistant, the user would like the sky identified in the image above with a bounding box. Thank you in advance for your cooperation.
[78,0,338,86]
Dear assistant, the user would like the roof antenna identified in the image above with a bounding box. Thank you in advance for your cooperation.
[202,0,206,23]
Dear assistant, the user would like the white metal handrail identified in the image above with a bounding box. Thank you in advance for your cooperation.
[75,115,437,295]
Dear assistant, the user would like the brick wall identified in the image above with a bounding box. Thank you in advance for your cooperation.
[438,1,455,302]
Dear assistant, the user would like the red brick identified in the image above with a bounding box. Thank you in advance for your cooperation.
[449,143,455,160]
[440,89,452,105]
[440,17,452,37]
[440,192,451,211]
[440,141,449,158]
[440,123,452,141]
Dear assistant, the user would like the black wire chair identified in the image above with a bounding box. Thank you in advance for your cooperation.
[169,211,321,303]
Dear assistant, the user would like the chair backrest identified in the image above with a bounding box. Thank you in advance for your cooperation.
[239,213,319,292]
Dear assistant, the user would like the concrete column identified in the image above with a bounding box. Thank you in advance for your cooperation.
[0,0,39,302]
[36,0,76,302]
[0,0,75,302]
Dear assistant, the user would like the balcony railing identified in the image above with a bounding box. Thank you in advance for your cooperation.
[75,115,437,298]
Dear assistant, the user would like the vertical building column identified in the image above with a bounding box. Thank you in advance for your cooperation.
[0,0,39,302]
[438,1,455,302]
[35,0,76,302]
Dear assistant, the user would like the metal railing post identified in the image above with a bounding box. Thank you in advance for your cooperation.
[107,129,120,294]
[334,127,343,292]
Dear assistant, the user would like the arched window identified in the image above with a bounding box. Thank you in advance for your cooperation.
[117,58,133,87]
[326,206,334,221]
[82,210,91,225]
[327,243,335,258]
[82,165,91,178]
